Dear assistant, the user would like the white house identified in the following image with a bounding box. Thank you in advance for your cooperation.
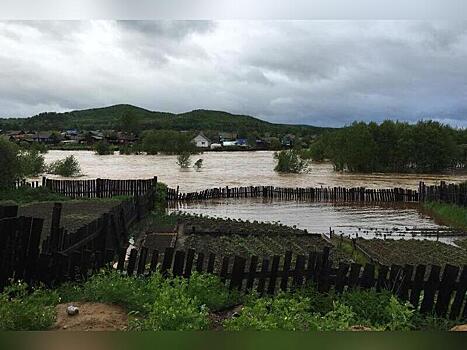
[192,133,211,148]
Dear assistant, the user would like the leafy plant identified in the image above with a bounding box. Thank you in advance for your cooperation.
[0,281,58,331]
[273,149,310,173]
[18,149,45,177]
[194,158,203,170]
[177,152,192,168]
[94,141,113,155]
[47,155,81,177]
[0,138,21,189]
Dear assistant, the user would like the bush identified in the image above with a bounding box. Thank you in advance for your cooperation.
[185,272,240,311]
[18,150,45,177]
[194,159,203,170]
[224,293,356,331]
[0,139,21,189]
[47,155,81,177]
[129,280,210,331]
[94,141,113,155]
[0,281,58,330]
[177,152,191,168]
[273,149,310,173]
[141,130,197,155]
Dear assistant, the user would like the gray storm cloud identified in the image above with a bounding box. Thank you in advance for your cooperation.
[0,20,466,127]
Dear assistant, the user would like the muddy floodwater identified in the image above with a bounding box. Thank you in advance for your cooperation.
[42,151,466,244]
[171,199,458,244]
[43,150,467,192]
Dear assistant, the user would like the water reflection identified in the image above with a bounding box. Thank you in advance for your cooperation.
[170,198,457,244]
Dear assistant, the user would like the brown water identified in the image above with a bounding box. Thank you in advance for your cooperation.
[41,150,466,244]
[171,199,458,244]
[43,150,467,192]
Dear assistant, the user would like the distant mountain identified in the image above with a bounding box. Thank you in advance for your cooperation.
[0,104,332,135]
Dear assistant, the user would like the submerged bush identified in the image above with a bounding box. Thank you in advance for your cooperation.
[0,282,58,331]
[177,152,192,168]
[94,141,113,155]
[18,150,45,177]
[273,149,310,173]
[47,155,81,177]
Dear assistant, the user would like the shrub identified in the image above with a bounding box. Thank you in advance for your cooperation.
[273,149,310,173]
[47,155,81,177]
[0,139,21,189]
[78,270,155,313]
[194,158,203,170]
[0,281,58,330]
[129,281,209,331]
[18,150,45,177]
[177,152,192,168]
[338,290,414,330]
[94,141,113,155]
[224,293,356,331]
[185,272,241,311]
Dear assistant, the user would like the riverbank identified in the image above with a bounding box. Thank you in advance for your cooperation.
[422,202,467,231]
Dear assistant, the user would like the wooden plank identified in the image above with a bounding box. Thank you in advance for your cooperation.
[207,253,216,273]
[409,265,426,309]
[291,255,306,290]
[257,258,269,296]
[335,263,350,293]
[220,257,230,283]
[348,263,362,289]
[435,264,459,318]
[196,252,205,272]
[449,265,467,320]
[267,255,281,295]
[161,247,175,276]
[116,248,126,271]
[230,256,246,291]
[172,250,186,277]
[136,247,148,275]
[184,249,195,278]
[149,250,159,273]
[246,256,259,291]
[420,265,441,314]
[360,264,376,289]
[280,251,293,291]
[398,265,414,301]
[305,252,317,284]
[376,265,389,291]
[126,249,138,276]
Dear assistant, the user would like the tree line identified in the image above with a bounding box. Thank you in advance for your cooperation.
[307,120,467,173]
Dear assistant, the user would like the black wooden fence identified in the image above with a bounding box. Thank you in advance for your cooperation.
[117,246,467,320]
[419,181,467,207]
[42,176,157,198]
[0,188,155,289]
[167,185,420,203]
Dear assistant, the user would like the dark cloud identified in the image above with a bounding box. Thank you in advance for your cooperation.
[0,20,466,127]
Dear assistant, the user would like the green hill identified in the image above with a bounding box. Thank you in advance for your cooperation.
[0,104,330,136]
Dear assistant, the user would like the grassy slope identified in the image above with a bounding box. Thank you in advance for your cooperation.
[422,202,467,231]
[0,104,330,135]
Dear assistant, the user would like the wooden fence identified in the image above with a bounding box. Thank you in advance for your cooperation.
[167,185,420,203]
[42,176,157,198]
[117,246,467,320]
[419,181,467,207]
[0,187,155,289]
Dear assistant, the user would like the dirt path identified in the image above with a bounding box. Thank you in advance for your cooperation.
[52,302,128,331]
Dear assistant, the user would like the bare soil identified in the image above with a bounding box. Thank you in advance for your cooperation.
[52,302,128,331]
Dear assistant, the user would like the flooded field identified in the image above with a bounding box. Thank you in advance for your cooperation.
[40,150,467,245]
[170,198,459,244]
[43,150,467,192]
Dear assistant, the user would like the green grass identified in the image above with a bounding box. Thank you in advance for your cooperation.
[0,186,70,204]
[331,237,369,265]
[423,202,467,231]
[1,270,460,331]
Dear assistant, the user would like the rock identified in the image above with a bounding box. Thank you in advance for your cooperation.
[450,324,467,331]
[66,305,79,316]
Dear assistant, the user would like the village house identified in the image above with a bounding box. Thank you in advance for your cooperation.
[32,132,58,144]
[192,132,211,148]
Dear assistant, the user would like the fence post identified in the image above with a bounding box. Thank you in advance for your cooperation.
[49,202,63,252]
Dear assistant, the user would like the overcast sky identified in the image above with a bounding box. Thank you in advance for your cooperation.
[0,20,466,127]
